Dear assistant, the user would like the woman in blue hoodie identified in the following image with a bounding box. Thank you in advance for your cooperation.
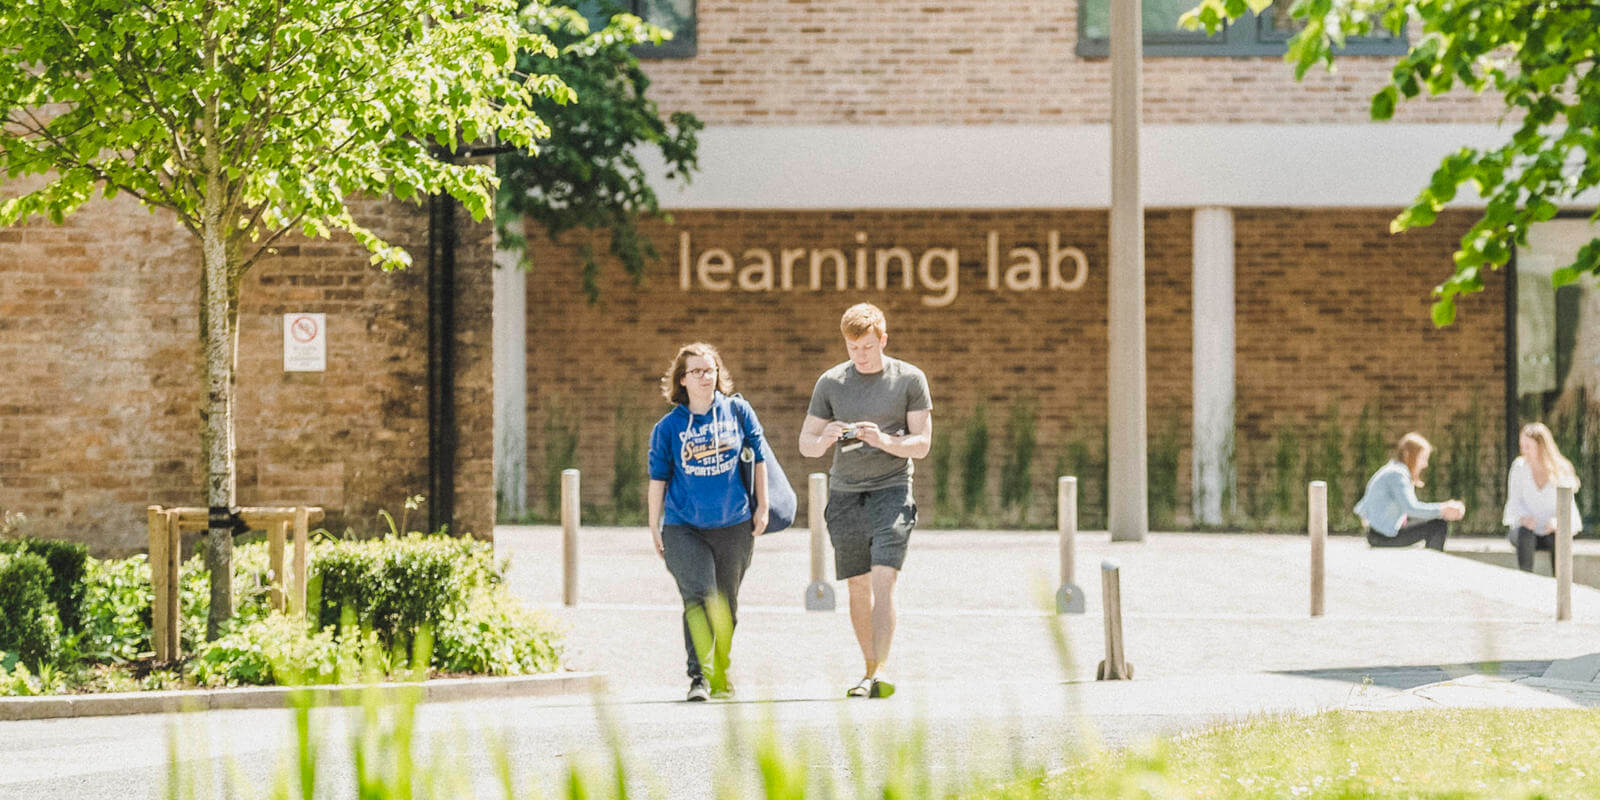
[648,342,768,702]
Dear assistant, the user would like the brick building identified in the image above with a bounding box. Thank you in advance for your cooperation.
[4,1,1594,552]
[499,0,1596,532]
[0,184,496,554]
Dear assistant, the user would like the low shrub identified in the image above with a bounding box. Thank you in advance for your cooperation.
[189,537,560,687]
[75,555,153,663]
[188,615,398,687]
[0,551,62,669]
[310,535,498,648]
[433,591,564,676]
[179,541,276,648]
[27,531,562,693]
[0,652,66,696]
[0,537,88,632]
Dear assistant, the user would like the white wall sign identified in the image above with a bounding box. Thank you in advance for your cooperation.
[283,313,327,372]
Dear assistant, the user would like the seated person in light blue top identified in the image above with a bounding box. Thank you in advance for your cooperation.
[1503,422,1583,573]
[1353,432,1465,551]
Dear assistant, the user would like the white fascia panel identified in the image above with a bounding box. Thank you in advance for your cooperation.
[639,124,1514,209]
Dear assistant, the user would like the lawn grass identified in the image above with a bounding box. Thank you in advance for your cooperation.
[1025,708,1600,799]
[167,695,1600,799]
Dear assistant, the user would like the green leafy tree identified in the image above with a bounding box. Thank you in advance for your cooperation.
[497,1,702,302]
[0,0,571,638]
[1184,0,1600,325]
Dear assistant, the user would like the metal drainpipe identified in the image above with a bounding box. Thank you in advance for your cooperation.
[1504,250,1518,467]
[427,179,458,535]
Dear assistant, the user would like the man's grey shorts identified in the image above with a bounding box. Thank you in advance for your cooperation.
[825,484,917,579]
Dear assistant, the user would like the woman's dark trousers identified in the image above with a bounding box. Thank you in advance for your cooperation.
[1365,518,1449,551]
[1512,525,1553,572]
[661,520,755,684]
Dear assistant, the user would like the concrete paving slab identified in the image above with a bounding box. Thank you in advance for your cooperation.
[6,526,1600,800]
[497,526,1600,700]
[1541,652,1600,683]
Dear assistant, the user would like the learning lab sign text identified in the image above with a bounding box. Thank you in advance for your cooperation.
[678,230,1089,307]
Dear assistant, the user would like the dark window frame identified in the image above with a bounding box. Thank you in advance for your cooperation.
[1075,4,1406,58]
[628,0,697,59]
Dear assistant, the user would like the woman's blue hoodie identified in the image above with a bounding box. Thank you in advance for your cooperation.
[649,392,766,529]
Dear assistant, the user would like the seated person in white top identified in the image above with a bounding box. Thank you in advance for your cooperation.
[1503,422,1583,573]
[1353,432,1466,551]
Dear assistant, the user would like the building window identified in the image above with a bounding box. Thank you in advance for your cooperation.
[1076,0,1406,58]
[582,0,697,59]
[1512,217,1600,528]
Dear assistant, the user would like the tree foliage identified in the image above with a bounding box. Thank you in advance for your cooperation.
[0,0,570,636]
[1184,0,1600,325]
[497,1,702,302]
[0,0,567,261]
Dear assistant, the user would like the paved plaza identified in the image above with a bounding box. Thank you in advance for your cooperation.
[3,526,1599,799]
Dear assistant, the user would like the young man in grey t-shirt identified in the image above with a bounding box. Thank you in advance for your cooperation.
[799,303,933,699]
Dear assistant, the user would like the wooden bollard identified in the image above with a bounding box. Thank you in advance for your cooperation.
[147,507,176,662]
[805,473,836,610]
[1056,476,1085,614]
[1096,560,1132,680]
[268,519,288,611]
[561,469,580,606]
[291,506,310,616]
[1557,482,1575,621]
[1309,481,1326,618]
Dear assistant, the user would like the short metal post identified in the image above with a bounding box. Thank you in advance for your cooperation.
[1557,482,1575,621]
[1056,476,1085,613]
[805,472,835,610]
[562,469,580,607]
[1309,481,1326,618]
[1096,559,1132,680]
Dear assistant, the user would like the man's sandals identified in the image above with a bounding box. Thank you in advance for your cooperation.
[846,675,894,698]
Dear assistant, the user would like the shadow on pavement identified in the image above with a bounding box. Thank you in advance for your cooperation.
[1273,660,1553,690]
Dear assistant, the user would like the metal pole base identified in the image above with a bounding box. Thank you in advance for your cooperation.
[1056,583,1086,614]
[805,581,836,611]
[1096,660,1134,680]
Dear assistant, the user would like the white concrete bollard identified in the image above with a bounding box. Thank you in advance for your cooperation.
[1557,482,1575,621]
[1309,481,1327,618]
[1056,476,1085,614]
[806,473,835,610]
[561,469,580,607]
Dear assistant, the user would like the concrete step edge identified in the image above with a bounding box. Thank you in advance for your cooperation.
[0,671,606,722]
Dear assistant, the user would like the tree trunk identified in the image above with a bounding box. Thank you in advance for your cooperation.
[199,193,239,642]
[198,40,238,639]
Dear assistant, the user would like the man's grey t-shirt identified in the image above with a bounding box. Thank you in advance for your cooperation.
[806,355,933,493]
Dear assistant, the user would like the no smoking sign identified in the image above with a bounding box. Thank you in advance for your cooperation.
[283,313,327,372]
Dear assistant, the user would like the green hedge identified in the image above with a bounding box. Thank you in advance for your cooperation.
[0,537,88,632]
[0,552,61,669]
[0,534,564,692]
[189,535,561,687]
[310,535,497,647]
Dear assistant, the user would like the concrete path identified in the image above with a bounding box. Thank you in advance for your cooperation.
[2,527,1598,799]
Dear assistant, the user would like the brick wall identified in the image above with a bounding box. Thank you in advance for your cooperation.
[639,0,1503,125]
[524,208,1504,526]
[1234,208,1505,521]
[0,192,494,555]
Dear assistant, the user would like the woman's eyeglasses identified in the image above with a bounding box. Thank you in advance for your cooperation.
[685,367,716,378]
